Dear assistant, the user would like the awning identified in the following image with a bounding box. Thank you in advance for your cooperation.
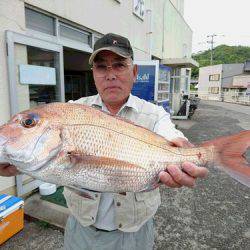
[161,58,199,68]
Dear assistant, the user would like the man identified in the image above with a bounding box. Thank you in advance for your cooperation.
[0,33,208,250]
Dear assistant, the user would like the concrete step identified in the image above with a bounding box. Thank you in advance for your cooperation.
[24,193,69,229]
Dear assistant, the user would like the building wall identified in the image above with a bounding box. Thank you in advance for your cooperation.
[0,0,27,192]
[25,0,150,60]
[221,64,244,88]
[0,0,26,125]
[25,0,192,61]
[198,65,222,93]
[150,0,192,59]
[233,74,250,88]
[164,0,192,59]
[170,0,184,15]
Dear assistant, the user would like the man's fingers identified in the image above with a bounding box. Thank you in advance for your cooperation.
[0,165,19,177]
[8,166,19,175]
[159,162,208,189]
[166,165,196,187]
[182,162,208,178]
[159,171,182,188]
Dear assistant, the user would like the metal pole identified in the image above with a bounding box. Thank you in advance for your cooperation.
[207,34,217,65]
[211,35,214,65]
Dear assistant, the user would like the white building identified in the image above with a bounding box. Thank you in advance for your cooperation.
[0,0,196,195]
[198,63,249,100]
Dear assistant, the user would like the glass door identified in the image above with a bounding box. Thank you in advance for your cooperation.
[6,31,64,115]
[6,31,64,196]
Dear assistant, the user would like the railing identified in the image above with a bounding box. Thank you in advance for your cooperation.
[189,91,250,105]
[222,91,250,105]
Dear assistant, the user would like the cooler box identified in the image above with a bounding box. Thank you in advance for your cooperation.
[0,194,24,245]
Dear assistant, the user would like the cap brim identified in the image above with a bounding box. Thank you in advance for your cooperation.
[89,46,132,64]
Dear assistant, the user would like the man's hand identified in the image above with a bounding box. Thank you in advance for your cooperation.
[0,164,19,177]
[159,138,208,188]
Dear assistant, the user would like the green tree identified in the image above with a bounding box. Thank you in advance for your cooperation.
[191,45,250,78]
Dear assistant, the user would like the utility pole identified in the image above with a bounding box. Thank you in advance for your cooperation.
[207,34,217,65]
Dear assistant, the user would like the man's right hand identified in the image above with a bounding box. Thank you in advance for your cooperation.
[0,164,19,176]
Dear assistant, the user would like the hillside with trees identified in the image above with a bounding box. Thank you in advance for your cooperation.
[192,45,250,78]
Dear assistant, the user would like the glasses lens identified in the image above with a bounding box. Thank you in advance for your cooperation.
[112,62,127,73]
[93,61,130,77]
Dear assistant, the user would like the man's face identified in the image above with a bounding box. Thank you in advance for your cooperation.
[92,50,138,106]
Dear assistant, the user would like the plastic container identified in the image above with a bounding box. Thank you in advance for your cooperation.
[39,183,57,196]
[0,194,24,245]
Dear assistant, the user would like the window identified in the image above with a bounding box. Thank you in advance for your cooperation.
[209,74,220,81]
[209,87,219,94]
[173,78,180,93]
[172,68,181,77]
[27,46,60,106]
[133,0,145,20]
[25,8,55,36]
[59,23,91,45]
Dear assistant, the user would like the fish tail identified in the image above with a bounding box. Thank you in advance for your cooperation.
[202,130,250,187]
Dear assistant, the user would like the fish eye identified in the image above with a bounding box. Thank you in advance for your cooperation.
[22,118,36,128]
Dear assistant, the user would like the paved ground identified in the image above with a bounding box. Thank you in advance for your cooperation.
[154,100,250,250]
[1,100,250,250]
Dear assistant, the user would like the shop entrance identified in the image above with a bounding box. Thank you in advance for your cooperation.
[63,48,97,102]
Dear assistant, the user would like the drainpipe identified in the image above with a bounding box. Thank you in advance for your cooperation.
[146,9,153,59]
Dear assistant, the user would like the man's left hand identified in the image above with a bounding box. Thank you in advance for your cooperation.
[159,138,208,188]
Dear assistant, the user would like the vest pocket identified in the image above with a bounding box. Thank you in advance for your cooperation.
[134,189,161,223]
[64,188,100,226]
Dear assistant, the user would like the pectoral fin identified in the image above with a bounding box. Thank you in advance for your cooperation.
[67,151,145,171]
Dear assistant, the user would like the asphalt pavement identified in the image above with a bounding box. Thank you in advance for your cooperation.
[1,100,249,250]
[155,100,250,250]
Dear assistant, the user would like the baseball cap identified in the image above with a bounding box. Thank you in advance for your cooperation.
[89,33,133,64]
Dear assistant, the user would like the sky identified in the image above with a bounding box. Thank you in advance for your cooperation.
[184,0,250,54]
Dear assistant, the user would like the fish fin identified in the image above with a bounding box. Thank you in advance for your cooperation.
[137,167,161,192]
[138,181,160,192]
[202,130,250,187]
[67,151,145,170]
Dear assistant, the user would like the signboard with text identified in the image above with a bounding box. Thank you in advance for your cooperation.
[133,0,145,20]
[132,61,159,102]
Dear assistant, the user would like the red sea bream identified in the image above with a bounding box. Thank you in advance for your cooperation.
[0,103,249,192]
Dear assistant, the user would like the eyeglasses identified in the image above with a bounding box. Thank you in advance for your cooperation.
[92,61,132,77]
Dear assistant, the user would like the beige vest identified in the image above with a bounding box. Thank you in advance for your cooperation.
[64,95,163,232]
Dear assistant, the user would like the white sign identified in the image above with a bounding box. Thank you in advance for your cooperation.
[19,65,56,85]
[133,0,145,20]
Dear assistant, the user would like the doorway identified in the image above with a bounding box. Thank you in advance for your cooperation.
[63,48,97,102]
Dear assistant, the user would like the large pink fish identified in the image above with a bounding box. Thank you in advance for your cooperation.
[0,103,249,192]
